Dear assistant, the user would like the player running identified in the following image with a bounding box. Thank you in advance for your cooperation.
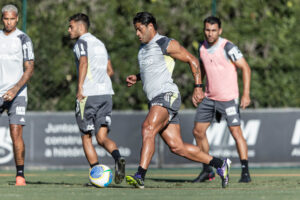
[68,13,125,184]
[125,12,231,189]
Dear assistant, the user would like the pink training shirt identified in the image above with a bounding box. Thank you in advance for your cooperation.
[199,38,243,101]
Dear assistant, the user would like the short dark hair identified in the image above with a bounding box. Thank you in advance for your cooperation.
[133,12,157,30]
[204,16,221,28]
[69,13,90,30]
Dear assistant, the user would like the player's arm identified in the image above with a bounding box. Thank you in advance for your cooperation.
[3,60,34,102]
[107,59,114,77]
[235,58,251,109]
[167,40,204,107]
[77,56,88,101]
[126,73,141,87]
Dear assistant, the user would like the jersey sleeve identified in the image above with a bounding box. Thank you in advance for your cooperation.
[18,34,34,62]
[156,36,173,55]
[74,39,88,59]
[224,41,243,62]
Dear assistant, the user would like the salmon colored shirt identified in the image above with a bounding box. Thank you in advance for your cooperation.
[199,37,243,101]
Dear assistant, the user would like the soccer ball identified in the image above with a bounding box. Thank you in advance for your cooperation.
[89,164,113,187]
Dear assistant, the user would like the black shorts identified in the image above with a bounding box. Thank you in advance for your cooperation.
[195,97,241,126]
[0,96,27,125]
[149,92,181,124]
[75,95,112,135]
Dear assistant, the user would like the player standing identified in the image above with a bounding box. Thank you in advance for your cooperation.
[68,13,125,184]
[192,16,252,183]
[125,12,231,189]
[0,4,34,186]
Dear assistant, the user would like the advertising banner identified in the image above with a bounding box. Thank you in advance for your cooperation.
[0,109,299,168]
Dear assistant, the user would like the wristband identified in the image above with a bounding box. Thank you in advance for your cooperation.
[194,84,205,88]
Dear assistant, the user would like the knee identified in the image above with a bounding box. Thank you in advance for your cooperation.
[169,142,185,156]
[142,123,156,140]
[193,127,206,140]
[96,135,107,146]
[231,129,246,142]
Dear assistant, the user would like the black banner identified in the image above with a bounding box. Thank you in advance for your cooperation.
[0,110,300,168]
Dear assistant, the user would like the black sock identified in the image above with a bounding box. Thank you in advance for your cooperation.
[209,157,223,169]
[203,163,213,172]
[16,165,24,177]
[90,162,99,168]
[111,150,121,161]
[137,166,147,180]
[241,159,249,174]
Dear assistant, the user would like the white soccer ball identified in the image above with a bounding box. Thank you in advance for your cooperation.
[89,164,113,187]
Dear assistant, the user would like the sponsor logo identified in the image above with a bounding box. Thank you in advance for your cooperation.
[16,106,26,115]
[20,117,25,122]
[232,118,238,123]
[151,103,163,107]
[0,127,13,164]
[225,106,237,116]
[140,58,153,66]
[86,124,94,131]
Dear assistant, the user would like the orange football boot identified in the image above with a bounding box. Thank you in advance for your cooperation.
[15,176,26,186]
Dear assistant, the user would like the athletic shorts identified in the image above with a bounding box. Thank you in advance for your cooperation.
[75,95,112,136]
[149,92,181,124]
[0,96,27,125]
[194,97,241,126]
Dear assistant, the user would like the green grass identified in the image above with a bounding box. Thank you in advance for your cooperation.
[1,168,300,200]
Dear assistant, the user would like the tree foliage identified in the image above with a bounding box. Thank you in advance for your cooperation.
[0,0,299,110]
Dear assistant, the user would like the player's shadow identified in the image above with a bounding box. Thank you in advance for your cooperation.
[147,178,192,183]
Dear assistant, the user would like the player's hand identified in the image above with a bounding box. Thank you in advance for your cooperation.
[126,75,137,87]
[76,89,86,102]
[2,87,18,102]
[240,94,251,109]
[192,87,204,107]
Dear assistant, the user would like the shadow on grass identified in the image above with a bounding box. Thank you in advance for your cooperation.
[147,178,193,183]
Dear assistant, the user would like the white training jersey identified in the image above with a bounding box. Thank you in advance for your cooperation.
[0,28,34,98]
[138,33,179,101]
[73,33,114,96]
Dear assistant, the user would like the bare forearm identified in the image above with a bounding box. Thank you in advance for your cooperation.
[242,66,251,96]
[189,59,202,85]
[15,60,34,91]
[78,62,87,90]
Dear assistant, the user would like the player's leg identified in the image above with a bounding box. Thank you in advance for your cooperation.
[192,97,215,182]
[160,123,231,188]
[81,133,99,166]
[7,96,27,186]
[192,122,215,182]
[10,124,26,186]
[217,99,251,183]
[95,126,125,184]
[94,95,125,184]
[229,125,251,182]
[75,97,100,169]
[126,105,169,189]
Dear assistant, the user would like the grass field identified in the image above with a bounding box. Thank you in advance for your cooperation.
[1,167,300,200]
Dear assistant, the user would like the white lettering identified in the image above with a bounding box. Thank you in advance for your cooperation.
[291,119,300,145]
[206,121,227,146]
[45,123,79,134]
[228,120,261,146]
[16,106,26,115]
